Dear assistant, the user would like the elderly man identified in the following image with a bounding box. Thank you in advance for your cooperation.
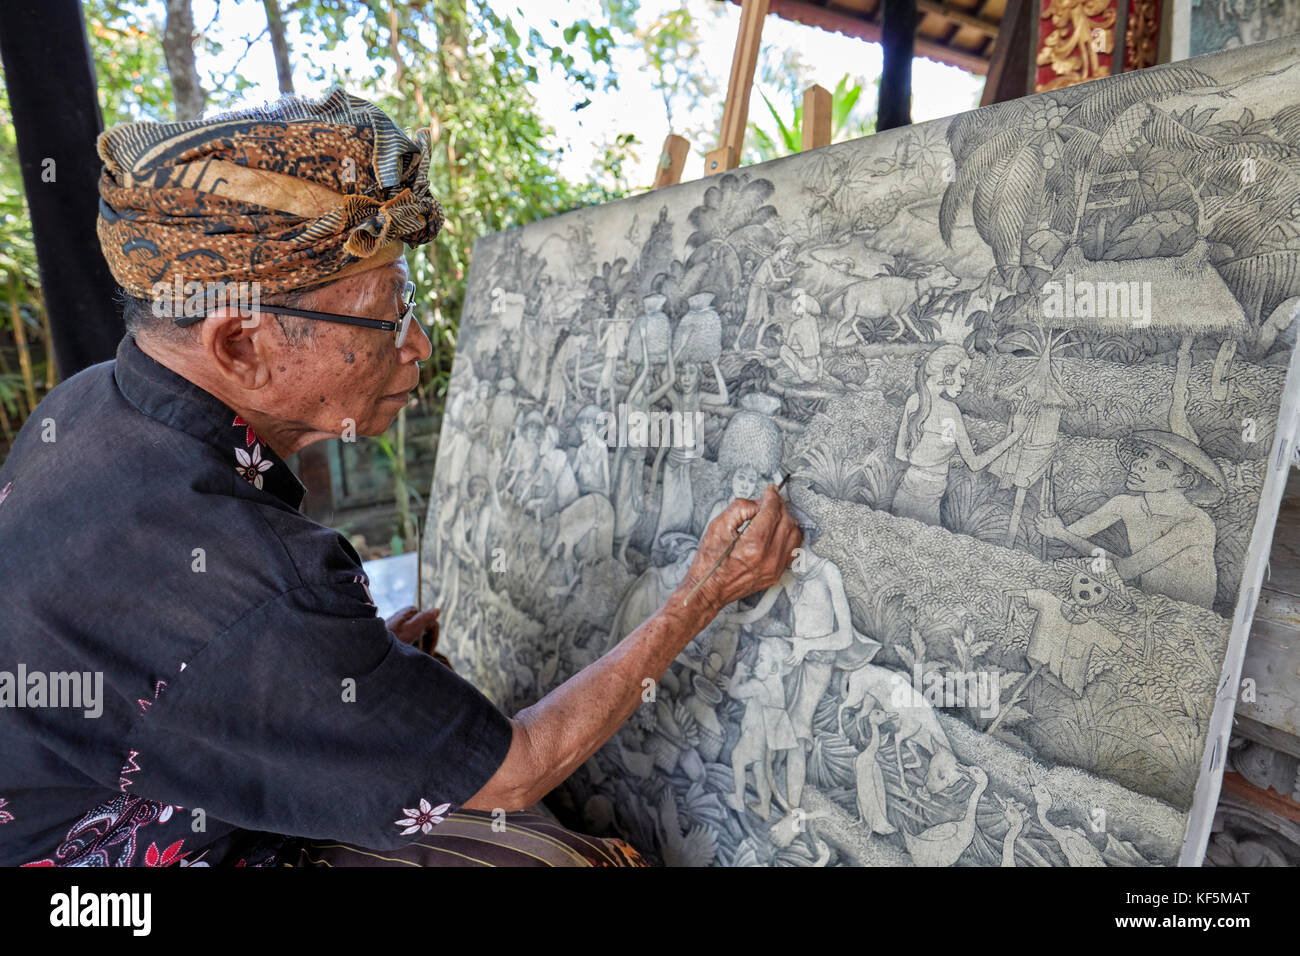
[0,90,801,867]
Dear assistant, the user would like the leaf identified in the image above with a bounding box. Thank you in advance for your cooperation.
[502,18,520,49]
[940,125,1031,245]
[1063,65,1219,130]
[999,671,1028,692]
[971,139,1043,274]
[996,704,1032,725]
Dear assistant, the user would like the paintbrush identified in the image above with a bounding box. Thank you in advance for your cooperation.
[682,471,794,608]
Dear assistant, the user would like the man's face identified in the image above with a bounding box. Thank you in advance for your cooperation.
[259,258,430,439]
[1124,442,1190,494]
[732,466,760,499]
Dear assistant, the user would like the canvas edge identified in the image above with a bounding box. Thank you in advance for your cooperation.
[1178,334,1300,865]
[1168,0,1192,61]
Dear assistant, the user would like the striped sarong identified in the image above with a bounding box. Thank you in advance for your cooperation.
[286,807,648,868]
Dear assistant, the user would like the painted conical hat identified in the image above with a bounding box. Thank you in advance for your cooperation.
[1116,429,1226,503]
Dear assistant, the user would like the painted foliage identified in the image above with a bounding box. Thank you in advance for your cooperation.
[424,37,1300,866]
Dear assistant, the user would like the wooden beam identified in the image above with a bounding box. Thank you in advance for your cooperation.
[980,0,1032,105]
[916,0,999,37]
[878,0,916,132]
[1221,772,1300,825]
[714,0,770,173]
[652,133,690,189]
[731,0,991,75]
[801,84,832,150]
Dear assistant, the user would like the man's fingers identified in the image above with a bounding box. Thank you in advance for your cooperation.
[742,484,789,548]
[386,605,417,626]
[717,495,761,536]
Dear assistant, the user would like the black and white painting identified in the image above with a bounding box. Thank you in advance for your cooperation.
[423,36,1300,866]
[1185,0,1300,57]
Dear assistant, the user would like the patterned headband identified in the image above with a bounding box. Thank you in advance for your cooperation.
[96,87,445,299]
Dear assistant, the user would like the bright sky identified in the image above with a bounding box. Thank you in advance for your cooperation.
[189,0,985,188]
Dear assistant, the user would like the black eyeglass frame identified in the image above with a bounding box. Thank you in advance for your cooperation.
[174,281,419,349]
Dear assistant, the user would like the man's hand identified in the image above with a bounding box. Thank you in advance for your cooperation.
[463,484,800,814]
[674,484,802,617]
[1034,513,1067,540]
[386,606,440,652]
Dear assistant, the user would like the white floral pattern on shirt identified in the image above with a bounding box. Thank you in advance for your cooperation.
[395,798,451,835]
[235,444,273,489]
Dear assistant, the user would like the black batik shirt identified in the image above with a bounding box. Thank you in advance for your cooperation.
[0,334,513,866]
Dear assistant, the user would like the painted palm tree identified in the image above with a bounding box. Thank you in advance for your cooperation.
[683,172,779,321]
[939,62,1219,287]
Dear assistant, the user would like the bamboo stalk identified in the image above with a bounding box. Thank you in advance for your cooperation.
[0,321,29,422]
[395,405,412,550]
[0,388,13,444]
[39,294,55,389]
[10,275,38,412]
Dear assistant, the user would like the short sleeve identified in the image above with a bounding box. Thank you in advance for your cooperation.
[124,583,514,850]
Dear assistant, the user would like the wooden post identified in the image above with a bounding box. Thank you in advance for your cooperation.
[877,0,916,132]
[801,84,832,151]
[709,0,769,175]
[652,134,690,189]
[0,0,123,376]
[704,145,737,178]
[980,0,1032,106]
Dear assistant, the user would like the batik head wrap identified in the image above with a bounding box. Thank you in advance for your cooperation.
[96,87,444,298]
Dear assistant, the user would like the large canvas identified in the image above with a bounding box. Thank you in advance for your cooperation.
[422,36,1300,866]
[1186,0,1300,57]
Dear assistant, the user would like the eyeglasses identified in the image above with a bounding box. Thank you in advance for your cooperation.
[255,281,420,349]
[174,281,420,348]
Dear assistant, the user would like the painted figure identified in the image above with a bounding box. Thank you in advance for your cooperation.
[1002,557,1131,700]
[777,288,824,383]
[1035,429,1225,608]
[650,356,729,560]
[523,424,579,518]
[726,538,879,809]
[573,403,611,497]
[612,326,675,562]
[596,298,635,410]
[725,636,799,820]
[737,237,796,348]
[893,344,1026,525]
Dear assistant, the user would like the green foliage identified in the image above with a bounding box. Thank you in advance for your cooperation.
[746,74,876,164]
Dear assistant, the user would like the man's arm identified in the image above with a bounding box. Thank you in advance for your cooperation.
[1114,518,1201,580]
[461,485,802,811]
[725,575,785,625]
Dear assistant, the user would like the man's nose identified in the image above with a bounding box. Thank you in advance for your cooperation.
[403,317,434,363]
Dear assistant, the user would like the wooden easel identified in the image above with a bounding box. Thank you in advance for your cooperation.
[650,0,833,190]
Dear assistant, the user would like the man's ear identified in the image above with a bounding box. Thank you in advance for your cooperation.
[200,307,274,390]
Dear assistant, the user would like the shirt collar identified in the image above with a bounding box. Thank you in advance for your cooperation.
[113,334,306,511]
